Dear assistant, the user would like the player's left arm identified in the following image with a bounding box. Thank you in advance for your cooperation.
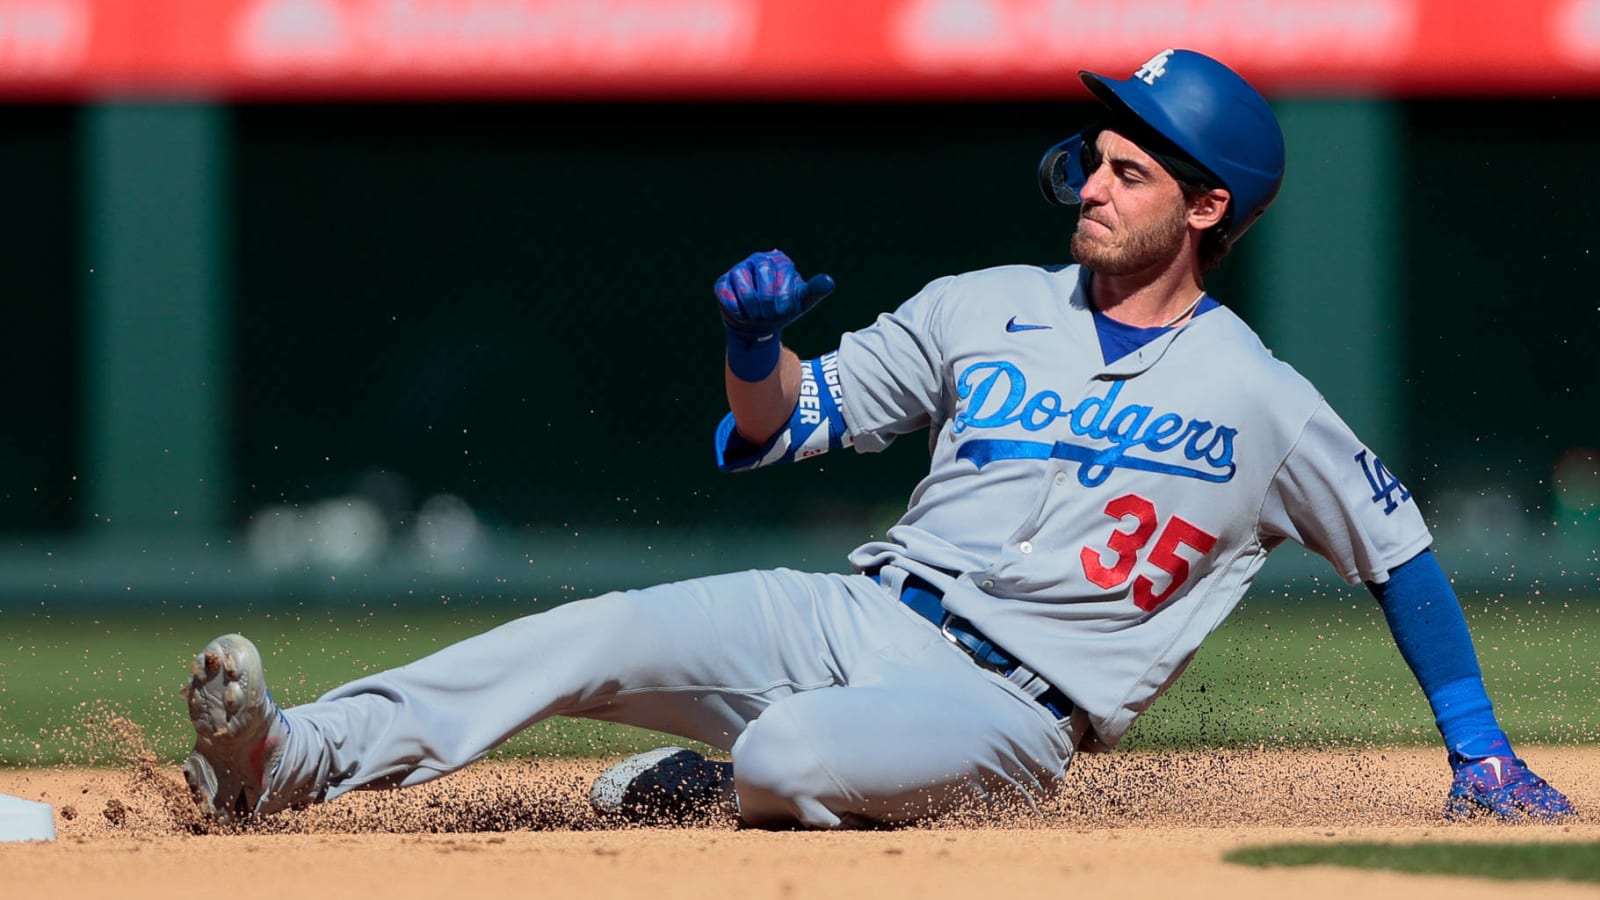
[1263,401,1575,822]
[1366,550,1576,822]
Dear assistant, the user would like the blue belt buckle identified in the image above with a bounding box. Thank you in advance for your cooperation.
[940,619,1004,672]
[875,568,1074,721]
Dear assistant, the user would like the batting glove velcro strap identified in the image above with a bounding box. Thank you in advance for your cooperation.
[1445,753,1577,822]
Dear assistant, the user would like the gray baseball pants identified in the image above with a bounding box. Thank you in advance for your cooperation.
[265,567,1078,828]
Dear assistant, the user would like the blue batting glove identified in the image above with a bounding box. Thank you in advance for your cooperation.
[714,250,835,381]
[1444,732,1576,822]
[714,249,835,339]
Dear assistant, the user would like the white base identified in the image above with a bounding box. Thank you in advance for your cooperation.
[0,794,56,842]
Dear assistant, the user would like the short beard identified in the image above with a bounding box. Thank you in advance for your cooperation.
[1071,202,1189,276]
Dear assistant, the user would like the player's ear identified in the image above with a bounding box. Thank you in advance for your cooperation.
[1188,188,1230,232]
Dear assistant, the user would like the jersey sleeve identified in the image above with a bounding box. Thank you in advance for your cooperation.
[834,275,956,453]
[1260,401,1433,585]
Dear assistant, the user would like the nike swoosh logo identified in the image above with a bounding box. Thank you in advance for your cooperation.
[1487,757,1504,784]
[1006,316,1052,333]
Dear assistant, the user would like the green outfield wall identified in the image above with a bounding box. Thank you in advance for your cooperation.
[1,99,1596,605]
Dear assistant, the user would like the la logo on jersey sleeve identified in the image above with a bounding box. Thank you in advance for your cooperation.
[1354,448,1412,515]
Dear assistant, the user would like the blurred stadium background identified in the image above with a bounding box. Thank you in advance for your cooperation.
[1,0,1598,613]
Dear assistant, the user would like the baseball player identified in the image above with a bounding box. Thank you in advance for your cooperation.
[182,49,1575,829]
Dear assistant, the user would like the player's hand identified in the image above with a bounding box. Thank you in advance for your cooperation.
[715,250,835,342]
[1445,733,1576,822]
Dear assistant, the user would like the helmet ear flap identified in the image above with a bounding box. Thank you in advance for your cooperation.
[1037,133,1089,206]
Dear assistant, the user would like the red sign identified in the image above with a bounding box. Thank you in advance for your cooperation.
[1,0,1598,99]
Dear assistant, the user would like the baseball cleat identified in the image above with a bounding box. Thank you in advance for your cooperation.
[181,633,288,822]
[1444,753,1577,822]
[589,747,737,825]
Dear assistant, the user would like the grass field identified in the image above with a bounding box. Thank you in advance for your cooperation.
[1,591,1596,766]
[1125,590,1600,750]
[1225,841,1600,883]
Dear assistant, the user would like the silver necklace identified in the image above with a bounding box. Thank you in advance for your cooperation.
[1160,292,1206,328]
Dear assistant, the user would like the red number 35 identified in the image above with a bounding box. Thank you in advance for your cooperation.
[1079,493,1218,612]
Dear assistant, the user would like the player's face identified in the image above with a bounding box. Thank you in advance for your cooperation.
[1070,130,1190,277]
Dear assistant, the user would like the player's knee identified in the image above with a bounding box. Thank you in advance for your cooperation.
[731,702,846,829]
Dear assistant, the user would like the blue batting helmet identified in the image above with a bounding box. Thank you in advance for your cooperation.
[1038,49,1286,245]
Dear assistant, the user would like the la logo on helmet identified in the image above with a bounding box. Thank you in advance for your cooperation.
[1134,49,1176,85]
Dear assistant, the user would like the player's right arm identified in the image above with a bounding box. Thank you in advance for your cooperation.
[711,250,856,470]
[710,249,951,471]
[725,347,804,444]
[716,250,835,443]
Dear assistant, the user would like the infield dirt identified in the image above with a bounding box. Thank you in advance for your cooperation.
[2,746,1597,900]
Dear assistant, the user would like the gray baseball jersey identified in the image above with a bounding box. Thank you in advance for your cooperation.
[838,262,1432,749]
[238,261,1433,828]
